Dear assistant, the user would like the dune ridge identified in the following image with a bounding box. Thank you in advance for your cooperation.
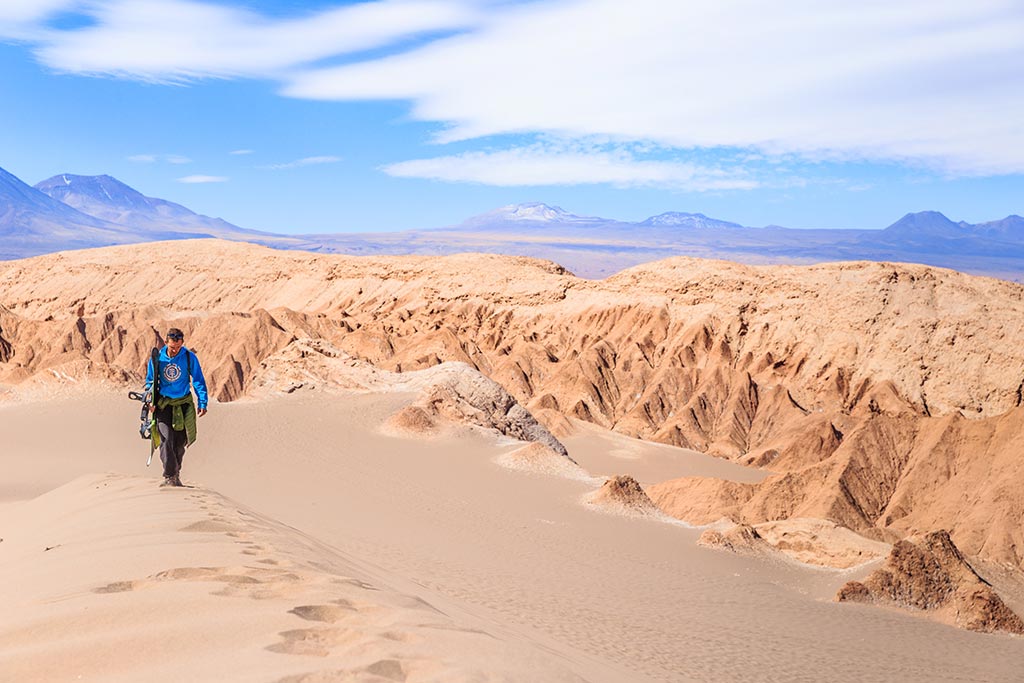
[0,473,588,682]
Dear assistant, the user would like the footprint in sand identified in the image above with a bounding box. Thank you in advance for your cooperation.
[154,566,225,581]
[267,626,365,656]
[332,577,379,592]
[275,659,408,683]
[179,520,238,532]
[365,659,408,681]
[93,580,140,594]
[289,603,358,624]
[93,565,304,600]
[268,625,414,657]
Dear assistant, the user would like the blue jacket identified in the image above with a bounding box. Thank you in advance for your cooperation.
[145,346,209,410]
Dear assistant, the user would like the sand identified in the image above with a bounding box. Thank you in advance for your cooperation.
[3,390,1024,682]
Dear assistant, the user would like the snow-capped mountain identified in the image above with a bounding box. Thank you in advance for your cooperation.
[494,202,592,222]
[1,167,112,230]
[456,202,611,230]
[36,174,168,218]
[640,212,743,229]
[0,165,138,259]
[35,173,267,239]
[458,204,749,232]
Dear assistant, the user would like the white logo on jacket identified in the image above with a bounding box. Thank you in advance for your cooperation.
[163,363,182,382]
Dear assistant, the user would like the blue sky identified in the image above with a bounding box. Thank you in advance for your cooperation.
[1,0,1022,234]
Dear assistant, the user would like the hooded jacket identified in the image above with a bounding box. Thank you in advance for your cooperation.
[145,345,209,410]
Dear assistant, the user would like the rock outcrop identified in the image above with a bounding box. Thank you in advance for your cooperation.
[584,475,664,518]
[836,531,1024,634]
[249,338,569,456]
[698,524,774,556]
[403,364,570,457]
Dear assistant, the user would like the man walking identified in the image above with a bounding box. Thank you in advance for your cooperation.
[145,327,208,487]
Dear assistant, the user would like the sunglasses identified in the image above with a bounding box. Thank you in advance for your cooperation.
[166,334,184,341]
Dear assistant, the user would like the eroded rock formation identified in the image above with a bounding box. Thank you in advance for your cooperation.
[584,475,664,518]
[1,240,1023,569]
[698,524,773,556]
[836,531,1024,634]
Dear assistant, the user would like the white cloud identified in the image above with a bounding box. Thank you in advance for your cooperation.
[285,0,1024,176]
[229,149,254,155]
[260,155,341,170]
[177,175,227,183]
[383,146,758,191]
[32,0,485,82]
[0,0,80,37]
[0,0,79,21]
[14,0,1024,179]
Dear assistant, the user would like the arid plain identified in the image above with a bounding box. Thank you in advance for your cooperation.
[2,239,1024,682]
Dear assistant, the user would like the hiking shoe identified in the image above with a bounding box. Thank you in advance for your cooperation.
[172,475,184,487]
[160,477,176,487]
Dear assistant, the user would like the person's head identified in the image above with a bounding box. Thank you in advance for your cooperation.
[166,328,185,349]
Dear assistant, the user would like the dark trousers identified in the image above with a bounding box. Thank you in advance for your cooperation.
[155,405,187,478]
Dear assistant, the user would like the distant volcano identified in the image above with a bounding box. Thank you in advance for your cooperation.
[640,212,743,229]
[0,165,134,259]
[35,173,268,239]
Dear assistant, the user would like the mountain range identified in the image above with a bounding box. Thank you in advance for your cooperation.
[34,173,269,240]
[1,164,1022,280]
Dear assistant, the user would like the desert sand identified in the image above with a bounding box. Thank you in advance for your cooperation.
[3,389,1024,682]
[3,240,1024,681]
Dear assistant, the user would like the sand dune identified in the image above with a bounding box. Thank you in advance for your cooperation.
[4,391,1024,681]
[0,473,587,683]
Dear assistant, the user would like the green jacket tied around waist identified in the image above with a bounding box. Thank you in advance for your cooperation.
[152,394,197,449]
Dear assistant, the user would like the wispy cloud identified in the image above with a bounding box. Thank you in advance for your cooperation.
[177,174,227,183]
[384,145,757,191]
[260,155,341,170]
[129,153,191,164]
[229,149,254,155]
[11,0,1024,178]
[0,0,80,23]
[28,0,484,82]
[285,0,1024,176]
[0,0,80,39]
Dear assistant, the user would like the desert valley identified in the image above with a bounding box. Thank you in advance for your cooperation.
[4,1,1024,680]
[2,239,1024,682]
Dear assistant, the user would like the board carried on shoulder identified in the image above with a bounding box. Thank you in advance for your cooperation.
[128,347,161,466]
